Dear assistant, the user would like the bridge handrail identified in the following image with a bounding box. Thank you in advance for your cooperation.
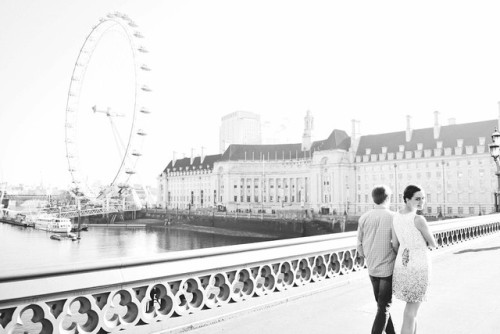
[0,231,355,283]
[1,214,496,283]
[0,214,499,333]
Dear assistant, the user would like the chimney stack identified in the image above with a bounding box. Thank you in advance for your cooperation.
[201,146,206,163]
[172,151,177,167]
[406,115,412,142]
[433,111,440,139]
[190,148,195,165]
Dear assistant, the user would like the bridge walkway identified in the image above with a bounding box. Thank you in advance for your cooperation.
[188,232,500,334]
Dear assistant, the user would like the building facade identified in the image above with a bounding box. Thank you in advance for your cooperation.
[219,111,262,153]
[158,112,500,217]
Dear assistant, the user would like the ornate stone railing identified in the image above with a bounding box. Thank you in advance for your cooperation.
[1,215,499,334]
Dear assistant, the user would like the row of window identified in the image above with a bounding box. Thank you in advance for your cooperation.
[355,205,486,215]
[358,169,488,182]
[358,158,491,173]
[357,193,490,203]
[232,195,304,203]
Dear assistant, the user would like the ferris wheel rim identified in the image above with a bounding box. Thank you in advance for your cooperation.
[64,13,150,199]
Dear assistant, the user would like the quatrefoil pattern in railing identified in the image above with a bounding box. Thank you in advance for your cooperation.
[1,221,499,334]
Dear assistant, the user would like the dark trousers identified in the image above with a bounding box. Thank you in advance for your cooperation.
[369,275,395,334]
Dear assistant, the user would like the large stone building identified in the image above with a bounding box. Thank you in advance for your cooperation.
[158,111,500,217]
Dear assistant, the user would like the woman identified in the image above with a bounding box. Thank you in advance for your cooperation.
[391,185,437,334]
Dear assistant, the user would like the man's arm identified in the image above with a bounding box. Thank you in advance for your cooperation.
[391,220,399,253]
[356,217,365,257]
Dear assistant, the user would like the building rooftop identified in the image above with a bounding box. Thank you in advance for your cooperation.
[163,154,222,173]
[162,118,499,174]
[162,129,350,173]
[356,119,497,156]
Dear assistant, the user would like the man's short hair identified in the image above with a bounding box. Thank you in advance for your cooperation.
[372,185,391,205]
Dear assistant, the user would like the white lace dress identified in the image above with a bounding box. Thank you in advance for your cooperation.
[392,212,431,303]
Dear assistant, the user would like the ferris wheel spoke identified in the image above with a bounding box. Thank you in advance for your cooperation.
[108,115,127,160]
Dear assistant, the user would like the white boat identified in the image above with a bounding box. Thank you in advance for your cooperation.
[33,215,72,233]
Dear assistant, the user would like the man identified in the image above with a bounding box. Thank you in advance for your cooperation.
[357,185,397,334]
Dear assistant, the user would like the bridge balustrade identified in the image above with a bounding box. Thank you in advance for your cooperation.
[0,215,499,334]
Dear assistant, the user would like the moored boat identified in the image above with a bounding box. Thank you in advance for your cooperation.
[33,215,72,233]
[50,234,61,241]
[0,209,32,227]
[71,223,89,232]
[67,232,78,241]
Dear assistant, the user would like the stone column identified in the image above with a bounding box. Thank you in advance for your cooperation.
[252,178,256,202]
[294,177,297,202]
[305,177,309,203]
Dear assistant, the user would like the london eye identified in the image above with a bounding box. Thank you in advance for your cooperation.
[64,12,151,204]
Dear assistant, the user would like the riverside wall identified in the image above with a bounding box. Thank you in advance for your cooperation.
[144,210,359,238]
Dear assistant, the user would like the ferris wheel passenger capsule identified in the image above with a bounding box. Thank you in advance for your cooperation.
[140,64,151,71]
[137,46,149,53]
[125,168,136,175]
[140,107,151,114]
[134,31,144,38]
[141,85,152,92]
[132,150,142,156]
[137,129,147,136]
[128,21,138,28]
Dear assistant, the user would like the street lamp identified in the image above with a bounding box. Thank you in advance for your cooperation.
[488,128,500,212]
[441,160,446,216]
[393,163,398,210]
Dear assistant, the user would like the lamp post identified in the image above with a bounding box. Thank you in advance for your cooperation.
[488,128,500,212]
[441,160,446,216]
[393,163,398,210]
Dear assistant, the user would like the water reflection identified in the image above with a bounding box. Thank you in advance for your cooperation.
[0,223,276,273]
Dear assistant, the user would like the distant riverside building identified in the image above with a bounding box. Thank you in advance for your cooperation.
[219,111,262,153]
[158,111,499,217]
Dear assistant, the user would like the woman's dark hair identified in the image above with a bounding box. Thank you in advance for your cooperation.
[403,184,422,203]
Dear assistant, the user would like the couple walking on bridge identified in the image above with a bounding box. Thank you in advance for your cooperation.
[357,184,437,334]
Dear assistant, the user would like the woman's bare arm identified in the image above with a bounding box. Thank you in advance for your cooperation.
[414,215,437,248]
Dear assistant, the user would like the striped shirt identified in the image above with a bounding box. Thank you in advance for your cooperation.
[356,205,396,277]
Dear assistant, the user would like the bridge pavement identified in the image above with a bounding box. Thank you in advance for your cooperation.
[186,232,500,334]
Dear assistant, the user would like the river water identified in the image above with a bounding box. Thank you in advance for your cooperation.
[0,221,278,273]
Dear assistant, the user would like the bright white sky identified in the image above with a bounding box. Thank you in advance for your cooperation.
[2,0,500,189]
